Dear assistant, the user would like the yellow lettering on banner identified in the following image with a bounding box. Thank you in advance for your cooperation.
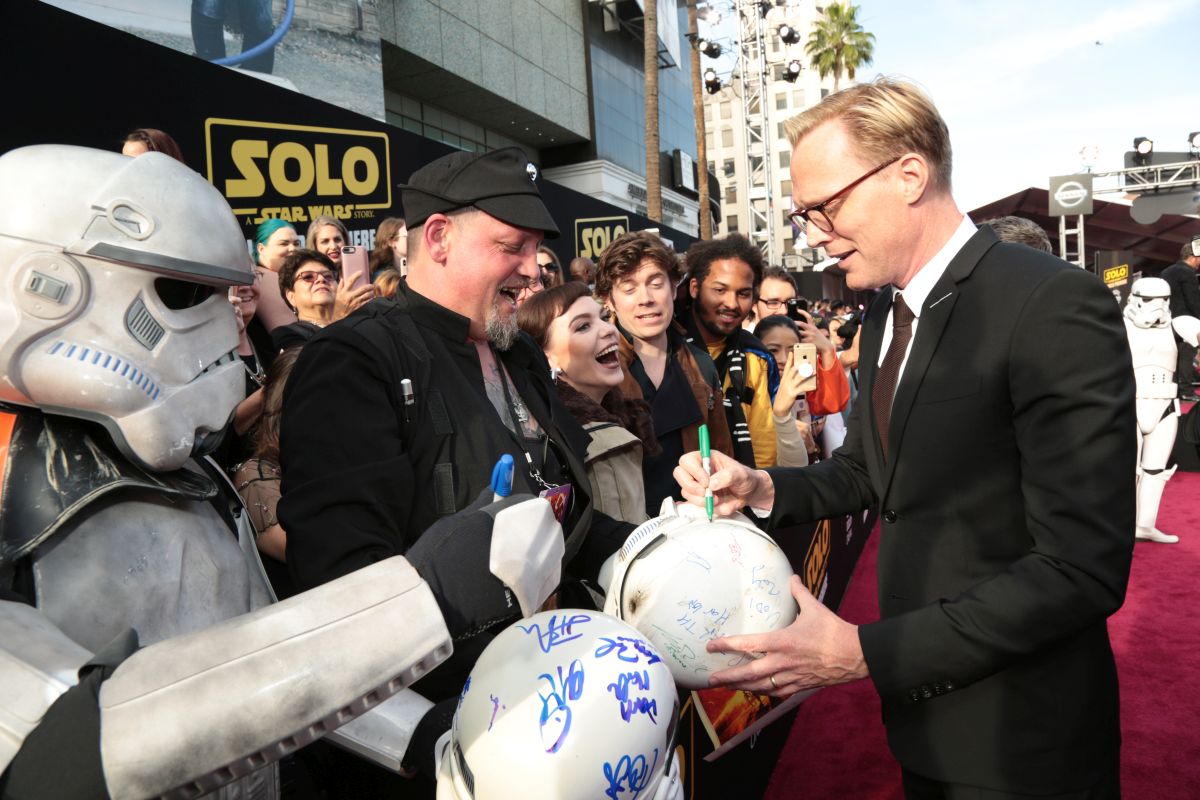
[802,519,831,596]
[270,142,315,198]
[342,146,378,195]
[226,140,268,197]
[314,144,343,195]
[335,205,351,220]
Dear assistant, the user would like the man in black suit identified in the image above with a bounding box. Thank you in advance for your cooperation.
[1160,237,1200,398]
[674,78,1134,799]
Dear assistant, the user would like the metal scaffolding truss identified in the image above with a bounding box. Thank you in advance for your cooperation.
[1058,160,1200,267]
[735,0,777,264]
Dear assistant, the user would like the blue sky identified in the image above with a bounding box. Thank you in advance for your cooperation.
[706,0,1200,211]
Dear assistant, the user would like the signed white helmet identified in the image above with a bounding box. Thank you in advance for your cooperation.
[603,499,797,690]
[1125,277,1172,329]
[0,145,251,470]
[436,610,682,800]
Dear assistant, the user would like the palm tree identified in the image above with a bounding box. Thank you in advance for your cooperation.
[805,2,875,92]
[643,0,661,222]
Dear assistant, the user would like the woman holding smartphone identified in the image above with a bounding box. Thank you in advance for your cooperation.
[595,231,732,516]
[307,215,375,317]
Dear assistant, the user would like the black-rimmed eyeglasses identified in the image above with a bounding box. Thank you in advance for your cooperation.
[787,156,900,233]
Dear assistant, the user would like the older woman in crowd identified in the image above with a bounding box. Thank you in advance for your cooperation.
[271,249,339,351]
[595,231,732,516]
[518,282,655,524]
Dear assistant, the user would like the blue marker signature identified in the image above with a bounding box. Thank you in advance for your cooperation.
[750,564,782,596]
[538,659,585,753]
[595,635,662,665]
[457,676,471,710]
[487,693,505,732]
[607,670,658,724]
[602,748,660,799]
[518,613,592,654]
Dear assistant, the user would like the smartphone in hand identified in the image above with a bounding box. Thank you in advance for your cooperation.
[340,245,370,288]
[793,342,818,393]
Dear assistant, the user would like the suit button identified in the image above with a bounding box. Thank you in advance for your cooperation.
[908,689,920,702]
[921,685,933,699]
[883,510,897,523]
[943,681,954,691]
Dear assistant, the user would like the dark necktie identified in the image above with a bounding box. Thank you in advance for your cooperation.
[872,293,915,460]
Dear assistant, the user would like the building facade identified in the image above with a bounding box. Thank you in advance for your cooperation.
[380,0,702,237]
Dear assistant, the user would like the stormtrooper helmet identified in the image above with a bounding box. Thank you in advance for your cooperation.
[603,499,797,690]
[436,609,682,800]
[0,145,252,471]
[1125,277,1171,329]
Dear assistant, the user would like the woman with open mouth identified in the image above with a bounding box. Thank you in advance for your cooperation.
[518,282,656,525]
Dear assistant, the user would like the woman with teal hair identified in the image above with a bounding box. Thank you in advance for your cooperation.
[253,219,302,333]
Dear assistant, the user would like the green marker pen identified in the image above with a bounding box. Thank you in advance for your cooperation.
[699,423,713,522]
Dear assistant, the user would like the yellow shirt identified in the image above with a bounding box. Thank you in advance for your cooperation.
[706,341,778,468]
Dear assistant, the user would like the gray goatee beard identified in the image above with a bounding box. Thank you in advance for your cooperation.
[486,301,519,351]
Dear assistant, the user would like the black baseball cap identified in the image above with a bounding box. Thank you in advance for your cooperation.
[398,147,560,239]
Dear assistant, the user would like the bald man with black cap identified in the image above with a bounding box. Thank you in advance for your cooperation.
[277,148,633,786]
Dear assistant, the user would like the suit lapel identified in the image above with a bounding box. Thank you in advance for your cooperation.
[881,226,998,493]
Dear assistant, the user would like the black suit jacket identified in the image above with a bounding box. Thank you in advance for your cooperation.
[1160,260,1200,320]
[766,227,1135,793]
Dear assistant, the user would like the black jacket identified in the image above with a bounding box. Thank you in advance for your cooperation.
[278,286,629,594]
[1161,260,1200,320]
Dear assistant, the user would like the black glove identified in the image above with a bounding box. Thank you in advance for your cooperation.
[405,490,530,641]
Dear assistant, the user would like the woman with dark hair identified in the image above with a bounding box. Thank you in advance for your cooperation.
[595,231,732,516]
[518,282,656,524]
[271,249,339,351]
[121,127,186,163]
[753,314,848,466]
[234,348,302,598]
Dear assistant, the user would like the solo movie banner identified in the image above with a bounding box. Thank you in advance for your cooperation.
[3,0,695,261]
[3,2,877,795]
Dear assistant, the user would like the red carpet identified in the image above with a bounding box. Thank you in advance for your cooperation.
[765,469,1200,799]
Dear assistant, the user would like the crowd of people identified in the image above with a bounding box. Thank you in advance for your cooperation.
[11,75,1196,799]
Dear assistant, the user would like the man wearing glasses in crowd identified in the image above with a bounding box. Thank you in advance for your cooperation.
[676,78,1133,799]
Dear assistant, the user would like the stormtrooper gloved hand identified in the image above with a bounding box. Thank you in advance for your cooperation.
[405,490,564,641]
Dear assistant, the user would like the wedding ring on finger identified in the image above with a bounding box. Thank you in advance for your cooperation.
[769,674,779,690]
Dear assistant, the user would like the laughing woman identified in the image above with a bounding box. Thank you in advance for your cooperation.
[518,282,656,525]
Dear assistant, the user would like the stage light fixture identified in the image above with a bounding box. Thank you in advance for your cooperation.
[758,1,772,18]
[704,68,722,94]
[1133,137,1153,166]
[697,4,722,25]
[778,24,801,44]
[1189,131,1200,154]
[698,38,722,58]
[783,59,802,83]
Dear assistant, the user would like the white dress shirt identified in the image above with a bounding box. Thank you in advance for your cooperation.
[876,215,978,381]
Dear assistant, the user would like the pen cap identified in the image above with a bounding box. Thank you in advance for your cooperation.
[698,423,710,455]
[490,454,515,498]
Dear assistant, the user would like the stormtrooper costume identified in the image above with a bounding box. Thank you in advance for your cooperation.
[1124,277,1200,543]
[0,146,564,799]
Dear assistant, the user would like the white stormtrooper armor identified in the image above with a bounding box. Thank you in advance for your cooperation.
[602,499,797,690]
[0,145,566,799]
[1124,277,1200,543]
[436,610,683,800]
